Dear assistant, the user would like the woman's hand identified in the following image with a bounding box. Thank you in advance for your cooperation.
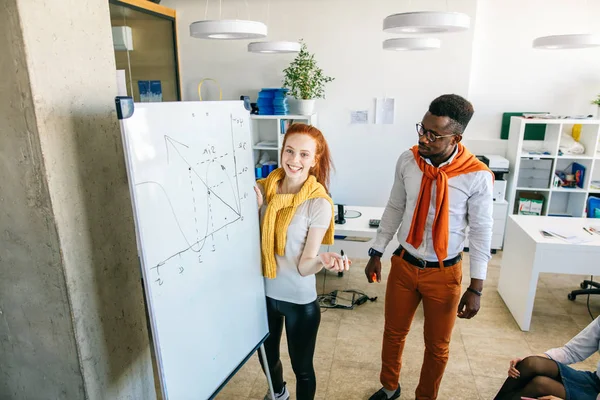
[508,357,523,379]
[536,396,563,400]
[254,185,263,208]
[319,252,351,273]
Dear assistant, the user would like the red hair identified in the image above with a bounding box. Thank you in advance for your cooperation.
[281,123,334,192]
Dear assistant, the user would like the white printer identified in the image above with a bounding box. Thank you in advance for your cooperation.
[477,155,509,202]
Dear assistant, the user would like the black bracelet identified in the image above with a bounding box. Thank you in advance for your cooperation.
[467,287,482,296]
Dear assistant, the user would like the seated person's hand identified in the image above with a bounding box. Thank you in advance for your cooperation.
[509,357,523,379]
[535,396,563,400]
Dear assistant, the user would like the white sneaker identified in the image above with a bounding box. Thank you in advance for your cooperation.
[264,383,289,400]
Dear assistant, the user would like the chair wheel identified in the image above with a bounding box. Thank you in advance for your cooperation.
[581,282,589,289]
[568,293,576,301]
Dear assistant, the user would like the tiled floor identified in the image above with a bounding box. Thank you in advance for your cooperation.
[215,252,600,400]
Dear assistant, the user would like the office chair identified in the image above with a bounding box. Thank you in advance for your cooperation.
[569,197,600,300]
[567,278,600,301]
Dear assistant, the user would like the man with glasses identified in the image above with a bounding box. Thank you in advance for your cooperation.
[366,94,494,400]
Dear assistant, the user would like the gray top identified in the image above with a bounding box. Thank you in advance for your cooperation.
[545,316,600,379]
[258,183,332,305]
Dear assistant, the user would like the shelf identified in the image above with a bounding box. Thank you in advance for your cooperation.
[516,187,550,192]
[516,117,600,125]
[251,114,314,120]
[556,155,594,160]
[551,187,587,193]
[520,153,553,159]
[252,145,278,150]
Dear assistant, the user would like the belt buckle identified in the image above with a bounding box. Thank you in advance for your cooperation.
[415,257,427,269]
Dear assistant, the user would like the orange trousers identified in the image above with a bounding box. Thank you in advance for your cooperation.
[380,253,462,400]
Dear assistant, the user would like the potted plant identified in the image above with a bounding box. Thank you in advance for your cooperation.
[282,40,334,115]
[592,95,600,117]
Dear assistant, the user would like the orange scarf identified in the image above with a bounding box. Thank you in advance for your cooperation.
[406,143,492,265]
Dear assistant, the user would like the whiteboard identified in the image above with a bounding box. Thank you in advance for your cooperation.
[117,99,268,400]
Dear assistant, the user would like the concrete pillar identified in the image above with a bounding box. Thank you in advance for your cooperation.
[0,0,155,399]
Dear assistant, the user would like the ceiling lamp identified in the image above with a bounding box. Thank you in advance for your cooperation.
[248,41,300,54]
[383,11,470,34]
[190,19,267,40]
[532,33,600,49]
[383,37,441,51]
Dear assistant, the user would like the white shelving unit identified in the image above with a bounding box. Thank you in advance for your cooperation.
[250,114,318,177]
[506,117,600,218]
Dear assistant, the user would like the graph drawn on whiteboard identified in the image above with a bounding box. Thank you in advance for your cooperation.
[136,115,253,287]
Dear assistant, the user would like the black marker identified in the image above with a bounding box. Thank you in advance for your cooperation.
[341,250,348,269]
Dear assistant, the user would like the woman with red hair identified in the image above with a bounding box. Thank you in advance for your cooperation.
[254,123,350,400]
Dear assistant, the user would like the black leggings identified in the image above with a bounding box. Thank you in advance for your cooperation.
[260,297,321,400]
[494,356,566,400]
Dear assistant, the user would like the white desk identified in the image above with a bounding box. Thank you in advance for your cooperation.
[334,206,382,239]
[326,206,399,261]
[331,202,509,258]
[498,215,600,331]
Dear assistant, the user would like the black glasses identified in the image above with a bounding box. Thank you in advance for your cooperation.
[416,123,456,142]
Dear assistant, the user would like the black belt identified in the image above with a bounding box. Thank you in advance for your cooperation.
[393,246,462,269]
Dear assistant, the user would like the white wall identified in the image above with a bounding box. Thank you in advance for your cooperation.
[165,0,477,206]
[166,0,600,205]
[467,0,600,142]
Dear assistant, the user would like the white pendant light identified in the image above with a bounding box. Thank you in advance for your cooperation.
[248,41,300,54]
[383,11,470,34]
[383,37,441,51]
[532,33,600,49]
[190,19,267,40]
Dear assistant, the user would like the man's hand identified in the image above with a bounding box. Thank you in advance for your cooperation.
[365,257,382,283]
[457,289,481,319]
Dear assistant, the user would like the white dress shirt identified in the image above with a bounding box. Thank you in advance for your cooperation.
[372,147,494,280]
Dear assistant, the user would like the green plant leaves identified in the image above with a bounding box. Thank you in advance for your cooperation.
[282,40,334,100]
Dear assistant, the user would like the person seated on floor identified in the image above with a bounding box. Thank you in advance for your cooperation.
[494,316,600,400]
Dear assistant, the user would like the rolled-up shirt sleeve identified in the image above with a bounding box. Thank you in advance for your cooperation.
[545,317,600,365]
[372,156,406,253]
[466,171,494,280]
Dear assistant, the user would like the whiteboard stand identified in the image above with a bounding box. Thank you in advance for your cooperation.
[260,344,277,400]
[116,97,271,399]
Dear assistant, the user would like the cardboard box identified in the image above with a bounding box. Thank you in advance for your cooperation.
[517,192,545,215]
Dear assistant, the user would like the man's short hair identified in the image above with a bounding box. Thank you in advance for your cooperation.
[429,94,474,134]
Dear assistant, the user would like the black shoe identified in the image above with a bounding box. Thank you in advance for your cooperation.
[368,386,401,400]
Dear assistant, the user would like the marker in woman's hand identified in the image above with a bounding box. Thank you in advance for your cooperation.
[341,250,348,271]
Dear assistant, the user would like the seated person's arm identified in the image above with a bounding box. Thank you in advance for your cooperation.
[545,317,600,364]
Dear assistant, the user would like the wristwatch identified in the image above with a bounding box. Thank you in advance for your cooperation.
[368,248,383,258]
